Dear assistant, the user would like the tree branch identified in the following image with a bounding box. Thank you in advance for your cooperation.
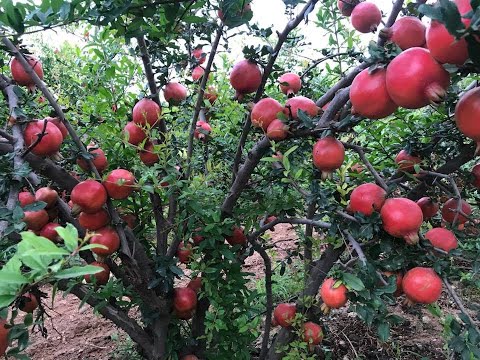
[344,143,388,191]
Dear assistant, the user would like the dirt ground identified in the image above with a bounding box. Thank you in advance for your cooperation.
[24,224,476,360]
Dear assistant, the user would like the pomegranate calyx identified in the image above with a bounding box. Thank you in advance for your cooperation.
[379,27,392,40]
[425,83,447,106]
[404,232,419,245]
[475,141,480,157]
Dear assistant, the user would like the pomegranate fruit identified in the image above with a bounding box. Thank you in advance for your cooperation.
[181,356,199,360]
[225,227,247,246]
[164,82,188,105]
[173,287,197,313]
[123,121,147,145]
[337,0,360,16]
[229,59,262,100]
[425,227,458,253]
[382,271,403,297]
[79,209,110,230]
[416,197,439,220]
[278,73,302,96]
[386,47,450,109]
[455,0,473,26]
[380,198,423,244]
[90,227,120,256]
[139,142,159,166]
[303,322,323,347]
[350,68,398,119]
[251,98,284,130]
[204,86,218,104]
[426,21,468,66]
[455,87,480,155]
[104,169,136,200]
[441,198,472,226]
[19,293,39,313]
[192,228,204,245]
[47,117,68,139]
[192,46,206,64]
[71,180,107,214]
[284,96,319,120]
[35,187,58,209]
[395,150,421,173]
[192,66,205,81]
[312,137,345,179]
[18,192,35,207]
[84,262,110,285]
[187,277,202,293]
[194,121,212,142]
[266,119,289,141]
[23,210,49,231]
[10,56,43,87]
[273,303,296,328]
[380,16,426,50]
[23,119,63,157]
[132,98,161,126]
[320,278,348,310]
[77,147,108,173]
[177,243,193,264]
[402,267,442,304]
[472,164,480,188]
[39,222,61,242]
[349,183,387,216]
[351,2,382,33]
[0,318,8,356]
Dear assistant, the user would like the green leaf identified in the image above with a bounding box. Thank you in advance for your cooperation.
[342,273,365,291]
[377,322,390,341]
[55,224,79,252]
[0,270,29,285]
[0,295,17,308]
[54,265,104,279]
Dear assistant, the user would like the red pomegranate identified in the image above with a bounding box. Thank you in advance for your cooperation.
[47,117,68,139]
[402,267,442,304]
[380,198,423,244]
[386,48,450,109]
[273,303,296,328]
[23,119,63,157]
[395,150,421,173]
[18,192,35,207]
[192,46,206,64]
[187,277,202,293]
[425,228,458,253]
[192,228,204,245]
[104,169,136,200]
[77,147,108,173]
[382,271,403,297]
[225,227,247,246]
[0,318,9,356]
[337,0,360,16]
[350,68,398,119]
[320,278,348,310]
[90,227,120,256]
[173,287,197,313]
[278,73,302,96]
[120,212,136,228]
[229,59,262,100]
[303,322,323,347]
[10,56,43,87]
[164,82,188,105]
[192,66,205,81]
[194,121,212,142]
[251,98,284,130]
[426,21,468,66]
[204,86,218,104]
[312,137,345,179]
[19,293,39,313]
[181,356,199,360]
[266,119,289,141]
[39,222,60,242]
[455,0,472,26]
[23,210,49,231]
[351,2,382,33]
[84,262,110,285]
[349,183,387,216]
[284,96,319,120]
[79,209,110,230]
[455,87,480,155]
[472,164,480,188]
[380,16,426,50]
[132,98,161,126]
[441,198,472,226]
[71,180,107,214]
[139,142,159,166]
[416,197,439,220]
[177,243,193,264]
[123,122,147,145]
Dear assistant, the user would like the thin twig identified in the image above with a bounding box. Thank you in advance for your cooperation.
[344,143,388,191]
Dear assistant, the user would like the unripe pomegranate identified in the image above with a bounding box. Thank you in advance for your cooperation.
[19,293,38,313]
[0,318,9,356]
[395,150,421,173]
[386,48,450,109]
[441,198,472,226]
[337,0,360,16]
[278,73,302,96]
[312,137,345,179]
[139,142,159,166]
[349,183,387,216]
[402,267,442,304]
[320,278,348,310]
[251,98,284,130]
[187,277,202,293]
[23,210,49,231]
[173,287,197,313]
[416,197,439,220]
[10,56,43,87]
[350,68,398,119]
[132,98,161,126]
[164,82,188,105]
[382,271,403,297]
[90,227,120,256]
[455,87,480,155]
[380,198,423,245]
[123,122,147,145]
[472,164,480,188]
[426,21,468,66]
[380,16,426,50]
[47,117,68,139]
[192,46,206,64]
[225,227,247,246]
[103,169,136,200]
[351,2,382,33]
[77,147,108,173]
[71,180,107,214]
[425,228,458,253]
[204,86,218,104]
[303,322,323,347]
[23,119,63,157]
[18,192,35,207]
[39,222,61,242]
[192,66,205,81]
[84,262,110,285]
[229,59,262,100]
[194,121,212,142]
[284,96,319,120]
[266,119,289,141]
[177,243,193,264]
[273,303,296,328]
[79,209,110,230]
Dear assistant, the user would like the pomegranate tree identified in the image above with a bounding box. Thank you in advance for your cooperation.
[425,228,458,253]
[70,180,107,214]
[349,183,387,216]
[251,98,284,130]
[89,227,120,256]
[273,303,296,328]
[229,59,262,100]
[278,73,302,96]
[380,16,426,50]
[132,98,161,126]
[351,2,382,33]
[455,87,480,155]
[380,198,423,244]
[23,119,63,157]
[402,267,443,304]
[103,169,136,200]
[312,137,345,179]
